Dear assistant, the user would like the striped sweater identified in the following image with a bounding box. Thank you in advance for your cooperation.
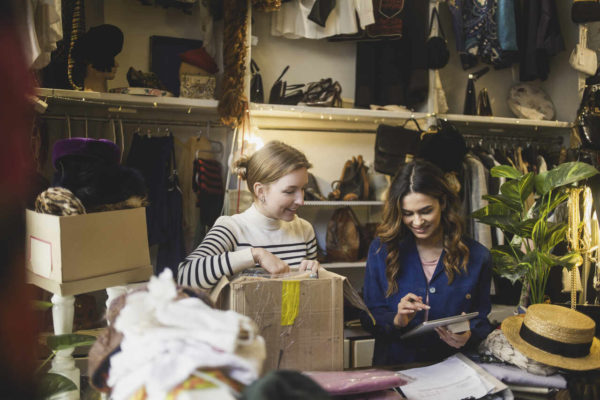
[177,204,318,288]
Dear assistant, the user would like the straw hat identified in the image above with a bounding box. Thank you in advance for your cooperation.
[502,304,600,371]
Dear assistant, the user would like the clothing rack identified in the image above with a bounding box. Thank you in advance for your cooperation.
[462,133,564,148]
[39,114,224,128]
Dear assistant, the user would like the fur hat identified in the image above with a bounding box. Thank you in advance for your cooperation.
[502,304,600,371]
[52,138,120,169]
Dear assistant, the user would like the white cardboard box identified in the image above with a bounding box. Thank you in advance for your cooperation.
[25,208,152,293]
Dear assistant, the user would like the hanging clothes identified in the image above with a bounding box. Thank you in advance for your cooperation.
[126,133,185,276]
[516,0,564,82]
[193,158,224,244]
[271,0,374,39]
[465,153,492,249]
[176,136,219,253]
[15,0,63,69]
[354,0,429,109]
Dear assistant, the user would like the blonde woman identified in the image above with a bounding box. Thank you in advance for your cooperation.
[178,141,320,289]
[362,160,493,365]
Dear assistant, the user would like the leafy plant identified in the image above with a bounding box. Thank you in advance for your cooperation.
[472,162,599,305]
[34,301,96,399]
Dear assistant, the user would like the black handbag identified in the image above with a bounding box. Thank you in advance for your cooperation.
[374,119,423,176]
[269,66,305,105]
[426,7,449,70]
[477,88,492,116]
[576,83,600,150]
[250,59,264,103]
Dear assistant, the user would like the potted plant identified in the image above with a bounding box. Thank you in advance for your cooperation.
[472,161,599,306]
[34,301,96,399]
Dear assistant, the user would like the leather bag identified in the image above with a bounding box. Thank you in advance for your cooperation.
[269,65,305,105]
[326,207,360,262]
[374,119,422,176]
[250,59,264,103]
[426,7,449,70]
[477,88,493,116]
[576,82,600,150]
[328,155,369,201]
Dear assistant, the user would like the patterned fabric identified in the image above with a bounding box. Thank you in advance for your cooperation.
[35,187,86,216]
[479,329,558,376]
[180,74,216,99]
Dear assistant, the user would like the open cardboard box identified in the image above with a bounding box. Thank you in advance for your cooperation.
[211,269,373,372]
[25,208,152,296]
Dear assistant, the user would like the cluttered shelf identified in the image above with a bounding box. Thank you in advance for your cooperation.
[36,88,219,121]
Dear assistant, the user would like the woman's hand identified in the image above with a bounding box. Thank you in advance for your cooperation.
[299,259,320,275]
[435,326,471,349]
[251,248,290,275]
[393,293,430,328]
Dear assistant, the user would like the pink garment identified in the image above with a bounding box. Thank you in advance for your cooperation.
[303,369,409,396]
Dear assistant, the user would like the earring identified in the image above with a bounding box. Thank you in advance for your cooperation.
[260,196,265,203]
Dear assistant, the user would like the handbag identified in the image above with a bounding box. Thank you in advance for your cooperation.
[374,119,423,176]
[328,155,369,201]
[569,26,597,76]
[576,82,600,150]
[477,88,492,116]
[426,7,449,70]
[269,65,305,105]
[250,59,264,103]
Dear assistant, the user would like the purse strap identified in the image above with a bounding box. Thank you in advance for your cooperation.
[428,7,445,39]
[251,59,259,74]
[274,65,290,83]
[402,118,423,132]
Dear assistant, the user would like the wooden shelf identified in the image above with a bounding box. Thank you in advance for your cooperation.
[36,88,219,123]
[303,200,384,207]
[249,103,573,139]
[322,261,366,269]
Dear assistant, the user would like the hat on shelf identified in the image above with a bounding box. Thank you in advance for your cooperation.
[52,137,121,168]
[178,48,218,74]
[71,24,124,72]
[501,304,600,371]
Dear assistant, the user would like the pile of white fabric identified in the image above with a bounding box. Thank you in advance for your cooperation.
[107,269,265,400]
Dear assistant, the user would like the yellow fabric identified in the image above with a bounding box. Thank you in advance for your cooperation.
[281,280,300,326]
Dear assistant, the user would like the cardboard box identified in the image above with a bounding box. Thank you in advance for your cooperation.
[214,270,347,372]
[25,208,152,285]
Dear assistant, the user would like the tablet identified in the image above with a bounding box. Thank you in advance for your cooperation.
[400,312,479,339]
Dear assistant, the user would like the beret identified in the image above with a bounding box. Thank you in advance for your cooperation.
[178,48,218,74]
[52,138,121,168]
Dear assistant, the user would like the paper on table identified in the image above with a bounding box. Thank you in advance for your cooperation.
[398,355,497,400]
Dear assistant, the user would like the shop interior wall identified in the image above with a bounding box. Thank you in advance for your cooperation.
[253,2,580,122]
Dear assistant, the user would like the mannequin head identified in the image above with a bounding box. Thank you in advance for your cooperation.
[72,24,123,91]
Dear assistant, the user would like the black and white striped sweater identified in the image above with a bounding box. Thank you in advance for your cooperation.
[177,204,318,288]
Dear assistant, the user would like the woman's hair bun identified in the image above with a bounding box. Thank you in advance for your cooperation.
[233,157,250,180]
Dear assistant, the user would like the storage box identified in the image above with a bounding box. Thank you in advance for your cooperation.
[213,270,350,372]
[25,208,152,288]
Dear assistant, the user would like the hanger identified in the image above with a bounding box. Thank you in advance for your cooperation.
[66,114,72,138]
[194,122,224,159]
[84,117,88,138]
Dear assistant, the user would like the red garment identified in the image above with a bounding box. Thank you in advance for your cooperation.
[179,47,218,74]
[0,21,38,399]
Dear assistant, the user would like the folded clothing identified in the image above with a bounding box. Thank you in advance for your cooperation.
[303,369,409,396]
[478,362,566,389]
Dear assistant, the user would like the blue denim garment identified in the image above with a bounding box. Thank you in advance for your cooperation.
[497,0,518,51]
[361,235,493,365]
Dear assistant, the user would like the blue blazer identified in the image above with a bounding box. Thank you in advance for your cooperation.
[362,235,493,365]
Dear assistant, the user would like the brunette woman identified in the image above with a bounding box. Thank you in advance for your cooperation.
[362,160,493,365]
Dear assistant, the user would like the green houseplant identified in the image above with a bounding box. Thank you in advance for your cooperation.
[34,301,96,399]
[472,161,599,305]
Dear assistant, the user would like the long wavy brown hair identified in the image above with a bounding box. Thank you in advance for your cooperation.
[378,160,469,297]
